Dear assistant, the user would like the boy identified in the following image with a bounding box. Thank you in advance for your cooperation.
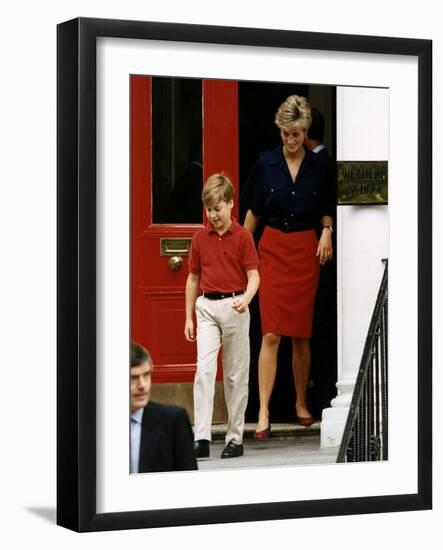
[184,173,259,459]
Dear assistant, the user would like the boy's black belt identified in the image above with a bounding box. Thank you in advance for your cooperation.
[203,290,245,300]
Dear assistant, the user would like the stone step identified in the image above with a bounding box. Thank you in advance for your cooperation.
[204,421,321,441]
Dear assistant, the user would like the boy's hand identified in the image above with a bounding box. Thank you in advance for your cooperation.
[232,296,249,314]
[184,319,196,342]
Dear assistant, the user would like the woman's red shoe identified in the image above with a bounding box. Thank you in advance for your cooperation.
[254,425,272,440]
[297,416,314,427]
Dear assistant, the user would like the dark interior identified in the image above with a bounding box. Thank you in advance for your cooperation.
[238,81,338,422]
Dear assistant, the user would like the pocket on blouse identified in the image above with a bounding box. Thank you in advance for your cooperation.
[264,180,286,194]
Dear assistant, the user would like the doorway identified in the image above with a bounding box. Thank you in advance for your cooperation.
[238,81,337,422]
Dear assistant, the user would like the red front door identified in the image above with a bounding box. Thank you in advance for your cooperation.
[130,75,239,383]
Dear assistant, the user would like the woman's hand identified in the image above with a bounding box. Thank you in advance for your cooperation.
[316,228,333,265]
[244,210,260,234]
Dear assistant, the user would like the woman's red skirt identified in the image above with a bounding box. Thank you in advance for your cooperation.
[258,226,320,337]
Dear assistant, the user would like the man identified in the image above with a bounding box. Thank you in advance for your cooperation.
[304,106,337,238]
[304,107,338,419]
[304,107,337,188]
[130,342,197,473]
[304,107,327,152]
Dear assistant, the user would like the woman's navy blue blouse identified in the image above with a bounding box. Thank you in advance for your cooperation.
[241,146,335,232]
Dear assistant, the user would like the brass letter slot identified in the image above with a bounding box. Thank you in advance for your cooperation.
[160,237,192,257]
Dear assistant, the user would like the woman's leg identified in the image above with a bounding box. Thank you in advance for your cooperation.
[256,332,281,431]
[291,337,312,419]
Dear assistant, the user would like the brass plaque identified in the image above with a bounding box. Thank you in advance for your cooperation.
[160,237,192,256]
[337,161,388,205]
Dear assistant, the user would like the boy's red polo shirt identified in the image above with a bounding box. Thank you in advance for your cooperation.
[188,218,259,292]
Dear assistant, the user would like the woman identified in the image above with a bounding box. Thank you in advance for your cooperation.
[242,95,334,438]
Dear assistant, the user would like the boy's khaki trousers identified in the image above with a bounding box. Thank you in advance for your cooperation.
[193,295,250,445]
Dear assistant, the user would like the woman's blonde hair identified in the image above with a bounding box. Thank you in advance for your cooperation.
[201,173,235,206]
[274,94,312,131]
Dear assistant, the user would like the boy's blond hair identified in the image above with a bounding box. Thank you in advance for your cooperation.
[201,173,235,206]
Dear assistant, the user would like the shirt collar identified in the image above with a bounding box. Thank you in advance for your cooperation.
[206,217,238,234]
[268,145,315,167]
[131,407,144,424]
[313,144,326,154]
[267,145,285,166]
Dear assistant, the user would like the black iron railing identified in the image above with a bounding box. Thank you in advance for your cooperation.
[337,259,388,463]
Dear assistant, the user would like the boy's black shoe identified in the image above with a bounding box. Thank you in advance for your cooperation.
[221,440,244,458]
[193,439,210,458]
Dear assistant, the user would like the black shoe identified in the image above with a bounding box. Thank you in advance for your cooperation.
[194,439,210,458]
[221,440,244,459]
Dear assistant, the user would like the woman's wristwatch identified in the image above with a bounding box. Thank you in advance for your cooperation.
[322,225,334,233]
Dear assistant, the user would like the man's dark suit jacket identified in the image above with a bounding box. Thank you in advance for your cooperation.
[138,401,198,473]
[316,147,337,218]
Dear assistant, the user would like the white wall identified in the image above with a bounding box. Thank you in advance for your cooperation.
[0,1,441,548]
[338,87,389,383]
[321,87,389,447]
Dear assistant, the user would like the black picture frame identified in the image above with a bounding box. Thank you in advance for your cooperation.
[57,17,432,532]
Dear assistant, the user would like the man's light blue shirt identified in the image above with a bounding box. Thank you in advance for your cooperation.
[130,407,144,473]
[313,144,326,154]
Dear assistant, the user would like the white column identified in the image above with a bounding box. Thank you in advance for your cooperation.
[320,87,389,448]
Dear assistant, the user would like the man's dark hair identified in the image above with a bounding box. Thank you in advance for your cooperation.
[130,341,152,368]
[307,107,325,141]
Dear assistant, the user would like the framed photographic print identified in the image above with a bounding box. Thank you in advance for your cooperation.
[57,17,432,532]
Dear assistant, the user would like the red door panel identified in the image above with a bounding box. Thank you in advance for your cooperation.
[203,80,239,219]
[131,75,238,383]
